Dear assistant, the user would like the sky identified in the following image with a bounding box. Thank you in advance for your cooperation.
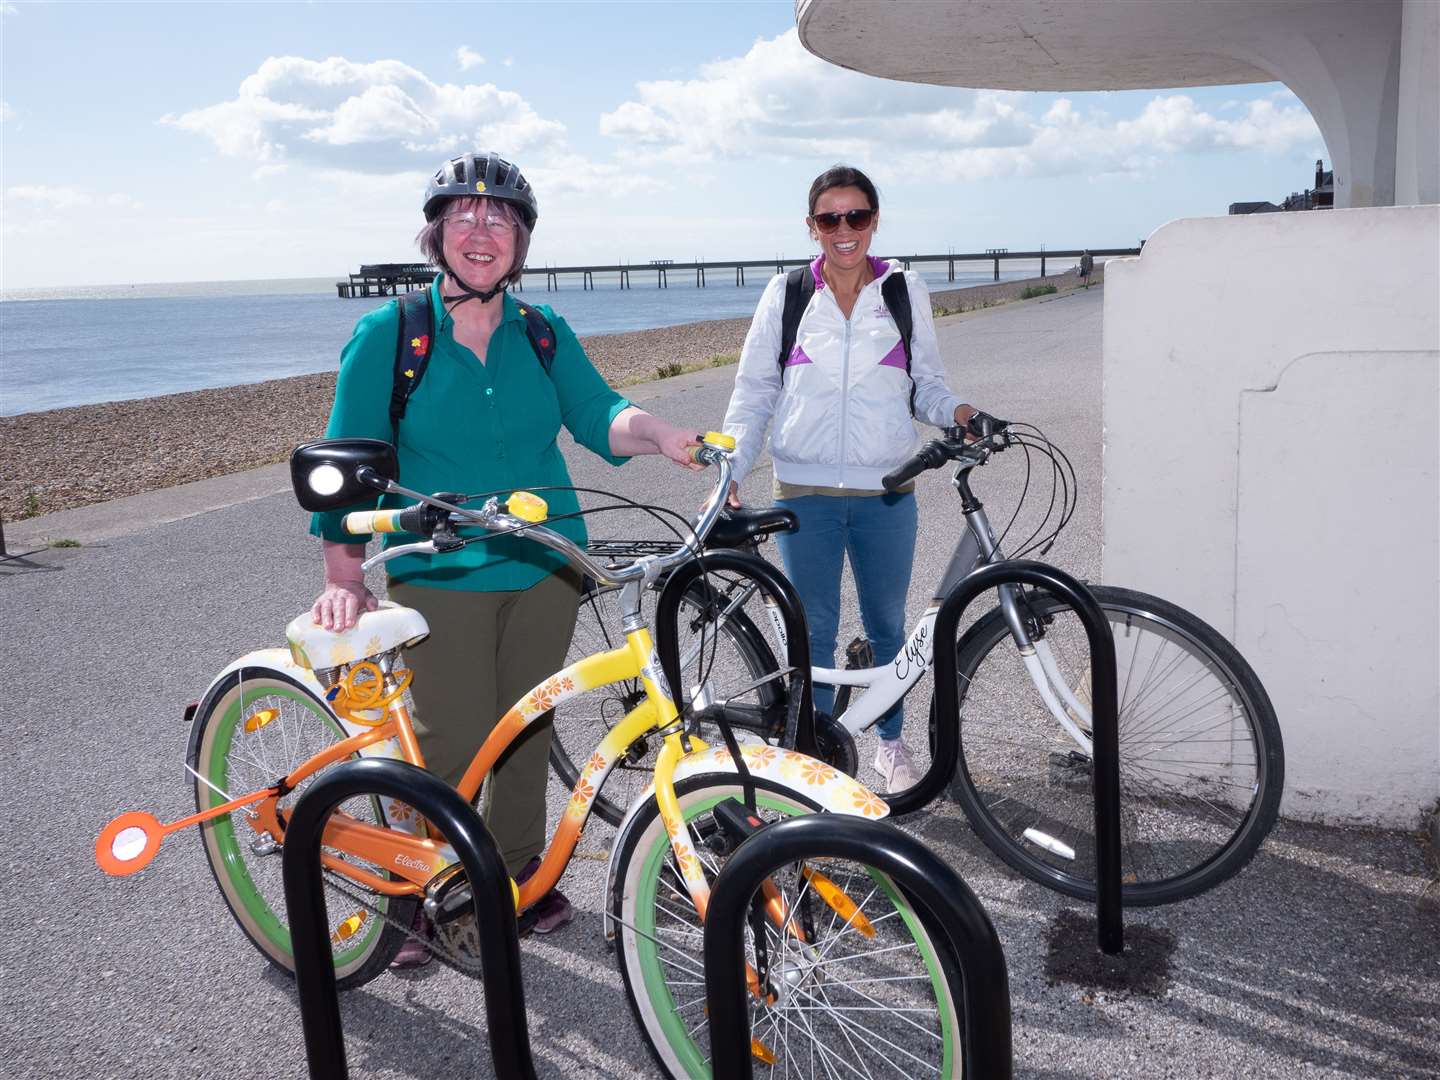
[0,0,1327,290]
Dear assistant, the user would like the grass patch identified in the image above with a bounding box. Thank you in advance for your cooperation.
[1020,284,1059,299]
[49,538,81,548]
[620,350,742,387]
[18,491,41,520]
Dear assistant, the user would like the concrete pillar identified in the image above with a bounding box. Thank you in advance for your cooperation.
[1396,0,1440,205]
[1230,4,1403,207]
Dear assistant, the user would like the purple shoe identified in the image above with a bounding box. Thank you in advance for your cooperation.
[515,857,576,937]
[389,904,433,969]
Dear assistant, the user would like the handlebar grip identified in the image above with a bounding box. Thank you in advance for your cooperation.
[882,442,949,492]
[343,509,406,534]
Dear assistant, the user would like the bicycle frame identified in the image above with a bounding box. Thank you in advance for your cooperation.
[699,467,1096,751]
[185,571,883,929]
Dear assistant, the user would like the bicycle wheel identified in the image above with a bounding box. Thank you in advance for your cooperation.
[611,774,963,1078]
[551,578,781,827]
[946,585,1283,905]
[191,671,415,988]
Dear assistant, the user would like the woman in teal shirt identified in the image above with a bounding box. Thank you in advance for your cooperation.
[310,153,699,957]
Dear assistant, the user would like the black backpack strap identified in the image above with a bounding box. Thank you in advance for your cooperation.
[390,291,435,446]
[880,270,917,417]
[517,303,557,374]
[776,267,815,381]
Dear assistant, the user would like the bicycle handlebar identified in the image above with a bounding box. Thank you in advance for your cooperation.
[351,435,737,585]
[880,412,1011,493]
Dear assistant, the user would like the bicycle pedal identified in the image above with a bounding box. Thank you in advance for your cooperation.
[843,636,874,669]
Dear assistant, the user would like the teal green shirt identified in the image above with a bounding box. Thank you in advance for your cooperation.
[310,276,632,591]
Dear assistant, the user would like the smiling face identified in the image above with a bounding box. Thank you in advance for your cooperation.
[439,196,518,292]
[808,185,878,274]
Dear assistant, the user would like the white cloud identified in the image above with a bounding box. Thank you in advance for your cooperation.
[502,57,513,68]
[6,185,93,209]
[457,46,485,71]
[0,100,13,123]
[601,29,1320,180]
[163,55,567,174]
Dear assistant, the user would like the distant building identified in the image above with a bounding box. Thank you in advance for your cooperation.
[1231,160,1334,215]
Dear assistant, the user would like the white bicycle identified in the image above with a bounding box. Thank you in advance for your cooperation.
[551,416,1285,906]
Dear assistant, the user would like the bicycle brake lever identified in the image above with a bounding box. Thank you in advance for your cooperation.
[361,540,438,572]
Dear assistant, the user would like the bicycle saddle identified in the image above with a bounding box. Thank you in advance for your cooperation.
[706,506,798,549]
[284,601,431,671]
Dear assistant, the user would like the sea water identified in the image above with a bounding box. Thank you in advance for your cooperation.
[0,266,1038,416]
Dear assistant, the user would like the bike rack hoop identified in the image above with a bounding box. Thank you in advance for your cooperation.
[703,813,1013,1080]
[282,758,536,1080]
[930,559,1123,954]
[654,550,818,758]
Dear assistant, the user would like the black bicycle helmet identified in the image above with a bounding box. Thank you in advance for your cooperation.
[423,152,538,229]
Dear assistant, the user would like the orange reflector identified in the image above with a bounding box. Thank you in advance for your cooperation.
[244,708,279,733]
[802,865,875,938]
[751,1038,777,1065]
[331,912,367,944]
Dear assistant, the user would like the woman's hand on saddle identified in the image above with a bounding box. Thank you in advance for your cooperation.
[312,581,379,632]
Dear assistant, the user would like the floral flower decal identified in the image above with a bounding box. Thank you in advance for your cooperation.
[675,851,703,882]
[744,745,777,769]
[387,800,415,824]
[799,757,839,786]
[410,335,429,358]
[851,788,886,817]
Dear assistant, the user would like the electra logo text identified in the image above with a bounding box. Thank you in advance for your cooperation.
[394,853,431,873]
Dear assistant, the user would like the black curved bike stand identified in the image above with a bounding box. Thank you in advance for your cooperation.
[281,758,537,1080]
[655,550,818,758]
[925,560,1125,955]
[703,813,1013,1079]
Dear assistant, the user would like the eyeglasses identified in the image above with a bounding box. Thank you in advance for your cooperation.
[810,208,876,233]
[442,211,515,235]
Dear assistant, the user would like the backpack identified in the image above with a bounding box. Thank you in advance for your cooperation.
[389,290,558,446]
[776,265,917,417]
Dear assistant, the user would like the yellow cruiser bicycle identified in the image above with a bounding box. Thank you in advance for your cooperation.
[97,433,968,1079]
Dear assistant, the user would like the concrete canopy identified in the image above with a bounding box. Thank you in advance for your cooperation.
[796,0,1286,91]
[797,0,1438,208]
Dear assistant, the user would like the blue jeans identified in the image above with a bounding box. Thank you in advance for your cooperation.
[774,492,917,739]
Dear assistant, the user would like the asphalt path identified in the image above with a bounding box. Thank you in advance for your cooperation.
[3,288,1436,1079]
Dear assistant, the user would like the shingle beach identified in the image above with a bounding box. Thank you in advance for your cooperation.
[0,270,1098,520]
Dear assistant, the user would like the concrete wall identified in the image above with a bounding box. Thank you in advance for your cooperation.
[1102,207,1439,827]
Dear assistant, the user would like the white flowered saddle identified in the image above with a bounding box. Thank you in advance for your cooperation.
[284,602,430,671]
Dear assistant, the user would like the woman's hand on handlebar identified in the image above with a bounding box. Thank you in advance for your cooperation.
[608,407,703,470]
[312,581,378,632]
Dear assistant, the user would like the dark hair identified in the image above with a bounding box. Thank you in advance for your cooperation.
[807,164,880,216]
[414,196,531,290]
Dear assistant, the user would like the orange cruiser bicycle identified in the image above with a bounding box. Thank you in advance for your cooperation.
[97,433,969,1079]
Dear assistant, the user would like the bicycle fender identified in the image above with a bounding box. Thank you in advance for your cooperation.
[604,745,889,931]
[183,648,407,771]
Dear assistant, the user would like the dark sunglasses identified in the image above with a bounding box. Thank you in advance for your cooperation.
[811,208,876,233]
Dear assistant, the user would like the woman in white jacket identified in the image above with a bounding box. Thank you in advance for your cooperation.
[721,165,978,793]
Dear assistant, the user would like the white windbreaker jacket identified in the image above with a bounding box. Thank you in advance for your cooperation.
[723,256,963,490]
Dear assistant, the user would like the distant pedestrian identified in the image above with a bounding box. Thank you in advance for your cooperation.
[720,163,984,795]
[1079,249,1094,288]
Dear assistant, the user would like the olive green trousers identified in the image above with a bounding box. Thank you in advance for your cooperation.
[389,571,580,874]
